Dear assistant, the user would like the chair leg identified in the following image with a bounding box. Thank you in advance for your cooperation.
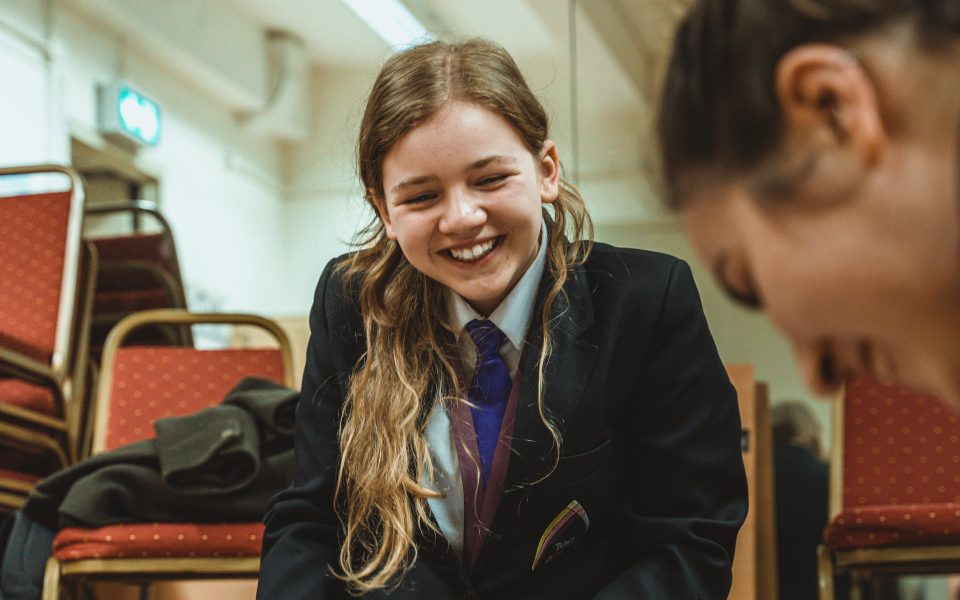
[818,545,835,600]
[42,556,61,600]
[849,571,866,600]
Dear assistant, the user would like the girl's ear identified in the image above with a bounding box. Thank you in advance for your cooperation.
[776,44,883,154]
[538,140,561,204]
[761,44,885,200]
[373,194,397,239]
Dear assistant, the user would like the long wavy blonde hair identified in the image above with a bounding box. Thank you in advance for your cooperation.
[334,38,593,594]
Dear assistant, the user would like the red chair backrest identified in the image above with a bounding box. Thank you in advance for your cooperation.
[0,192,72,362]
[842,376,960,508]
[103,346,286,451]
[90,233,179,290]
[90,232,170,264]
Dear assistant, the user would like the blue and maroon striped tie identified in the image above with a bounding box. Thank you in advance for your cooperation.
[465,319,511,484]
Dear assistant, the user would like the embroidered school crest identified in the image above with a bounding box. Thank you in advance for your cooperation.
[531,500,590,570]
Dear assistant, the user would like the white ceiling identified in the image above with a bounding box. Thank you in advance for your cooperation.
[228,0,684,88]
[228,0,575,66]
[229,0,392,67]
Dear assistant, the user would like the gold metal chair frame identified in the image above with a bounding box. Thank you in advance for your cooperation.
[43,309,295,599]
[0,473,37,511]
[0,165,94,468]
[817,387,960,599]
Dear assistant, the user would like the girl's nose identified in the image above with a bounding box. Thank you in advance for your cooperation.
[439,189,486,235]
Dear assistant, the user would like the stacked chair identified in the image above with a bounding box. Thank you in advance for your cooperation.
[0,165,97,509]
[818,376,960,599]
[42,310,295,599]
[84,200,191,362]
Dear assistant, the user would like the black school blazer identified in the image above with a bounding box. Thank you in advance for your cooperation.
[257,243,747,599]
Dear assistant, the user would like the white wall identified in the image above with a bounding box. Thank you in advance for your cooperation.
[277,65,377,315]
[0,0,288,315]
[0,1,62,164]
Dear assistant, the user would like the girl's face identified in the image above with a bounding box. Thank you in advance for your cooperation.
[681,179,960,404]
[378,100,559,316]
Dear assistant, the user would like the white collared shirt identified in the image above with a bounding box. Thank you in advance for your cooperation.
[423,221,549,558]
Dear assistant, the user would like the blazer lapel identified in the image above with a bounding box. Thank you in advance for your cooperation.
[509,259,597,485]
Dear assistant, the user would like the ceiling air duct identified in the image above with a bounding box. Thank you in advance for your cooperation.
[240,29,309,142]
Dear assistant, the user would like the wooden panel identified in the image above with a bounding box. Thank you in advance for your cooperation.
[152,580,257,599]
[91,580,257,599]
[728,364,778,600]
[728,364,757,600]
[755,382,778,600]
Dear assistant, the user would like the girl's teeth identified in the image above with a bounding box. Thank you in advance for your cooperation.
[451,239,496,261]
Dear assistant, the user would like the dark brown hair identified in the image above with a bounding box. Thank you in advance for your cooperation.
[658,0,960,205]
[334,39,593,594]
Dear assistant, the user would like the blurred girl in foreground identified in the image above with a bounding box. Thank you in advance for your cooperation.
[659,0,960,402]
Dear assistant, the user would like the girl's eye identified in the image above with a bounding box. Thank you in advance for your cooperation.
[716,254,763,311]
[404,193,435,205]
[477,174,509,187]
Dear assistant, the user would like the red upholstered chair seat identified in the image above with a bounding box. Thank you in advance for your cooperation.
[0,468,42,485]
[0,378,57,416]
[0,443,60,476]
[54,522,264,561]
[825,503,960,549]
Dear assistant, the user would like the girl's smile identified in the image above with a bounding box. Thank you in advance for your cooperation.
[445,235,502,263]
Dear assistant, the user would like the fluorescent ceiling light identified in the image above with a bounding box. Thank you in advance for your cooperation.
[342,0,433,51]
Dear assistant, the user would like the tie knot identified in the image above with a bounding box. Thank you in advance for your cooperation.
[465,319,506,359]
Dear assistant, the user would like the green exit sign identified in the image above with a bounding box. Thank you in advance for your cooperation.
[98,82,161,148]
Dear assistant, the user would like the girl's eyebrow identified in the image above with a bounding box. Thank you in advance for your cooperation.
[391,175,438,194]
[467,155,516,171]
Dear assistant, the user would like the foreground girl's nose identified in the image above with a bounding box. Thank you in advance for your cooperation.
[794,341,847,397]
[439,191,486,235]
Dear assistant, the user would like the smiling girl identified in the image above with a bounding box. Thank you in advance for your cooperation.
[257,39,746,599]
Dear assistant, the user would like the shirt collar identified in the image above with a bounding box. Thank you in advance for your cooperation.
[447,220,548,351]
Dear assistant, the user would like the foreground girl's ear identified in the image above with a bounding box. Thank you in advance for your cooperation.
[374,194,397,240]
[771,44,885,202]
[538,140,561,204]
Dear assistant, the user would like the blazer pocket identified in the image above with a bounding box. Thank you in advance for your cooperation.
[542,439,614,487]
